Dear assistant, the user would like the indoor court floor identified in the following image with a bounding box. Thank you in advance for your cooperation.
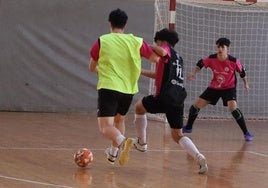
[0,112,267,188]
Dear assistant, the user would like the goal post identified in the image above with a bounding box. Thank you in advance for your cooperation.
[169,0,176,30]
[153,0,268,120]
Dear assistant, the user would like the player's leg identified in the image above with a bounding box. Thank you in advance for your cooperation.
[133,98,148,152]
[228,100,253,141]
[167,107,208,174]
[105,114,126,164]
[177,133,208,174]
[98,89,134,165]
[99,116,126,164]
[114,113,125,135]
[184,88,219,133]
[116,92,136,165]
[183,97,209,133]
[133,95,167,152]
[98,89,125,164]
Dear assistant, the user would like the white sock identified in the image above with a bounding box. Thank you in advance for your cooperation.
[134,114,147,144]
[110,146,119,156]
[179,136,200,159]
[115,135,126,147]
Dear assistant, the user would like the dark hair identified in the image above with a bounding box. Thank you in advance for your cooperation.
[154,28,179,47]
[216,37,231,47]
[108,8,128,29]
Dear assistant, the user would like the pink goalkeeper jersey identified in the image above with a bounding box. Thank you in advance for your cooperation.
[202,54,243,89]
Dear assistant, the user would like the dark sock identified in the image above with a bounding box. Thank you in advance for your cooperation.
[186,105,200,129]
[231,108,248,135]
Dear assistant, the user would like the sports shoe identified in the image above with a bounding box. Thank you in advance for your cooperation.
[118,138,134,166]
[182,126,192,133]
[105,148,118,165]
[244,132,253,142]
[134,137,147,152]
[196,153,208,174]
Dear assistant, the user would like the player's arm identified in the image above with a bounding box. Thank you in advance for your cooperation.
[141,41,159,63]
[188,59,203,80]
[141,69,156,79]
[239,66,249,91]
[242,76,249,91]
[151,45,167,57]
[88,39,99,74]
[89,58,98,73]
[147,51,160,63]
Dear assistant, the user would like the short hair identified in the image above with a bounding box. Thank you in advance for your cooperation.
[216,37,231,47]
[108,8,128,29]
[154,28,179,47]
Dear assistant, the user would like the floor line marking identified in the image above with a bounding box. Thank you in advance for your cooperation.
[0,174,74,188]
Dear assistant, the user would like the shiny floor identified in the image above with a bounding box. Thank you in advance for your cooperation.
[0,112,267,188]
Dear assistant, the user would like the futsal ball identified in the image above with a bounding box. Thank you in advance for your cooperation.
[74,148,93,167]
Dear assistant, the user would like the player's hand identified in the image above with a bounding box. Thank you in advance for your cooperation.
[187,73,195,81]
[244,84,249,92]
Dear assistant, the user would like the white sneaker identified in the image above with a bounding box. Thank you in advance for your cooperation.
[197,153,208,174]
[105,148,117,165]
[118,138,134,166]
[134,137,147,152]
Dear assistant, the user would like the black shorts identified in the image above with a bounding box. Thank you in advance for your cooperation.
[200,87,237,106]
[142,95,184,129]
[97,89,133,117]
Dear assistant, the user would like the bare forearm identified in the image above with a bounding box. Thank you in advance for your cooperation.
[188,66,200,80]
[151,45,167,57]
[141,69,156,79]
[89,58,98,73]
[242,76,249,91]
[147,51,160,63]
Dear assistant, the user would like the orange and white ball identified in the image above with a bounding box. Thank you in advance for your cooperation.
[74,148,93,167]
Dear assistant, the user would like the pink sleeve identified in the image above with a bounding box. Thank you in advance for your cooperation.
[202,57,210,68]
[162,44,171,59]
[140,41,153,59]
[157,44,171,64]
[90,40,99,61]
[235,59,243,72]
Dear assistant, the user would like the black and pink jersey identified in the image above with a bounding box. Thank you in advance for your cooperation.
[199,54,245,90]
[154,44,171,96]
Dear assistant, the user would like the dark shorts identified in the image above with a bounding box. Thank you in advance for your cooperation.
[142,95,184,129]
[97,89,133,117]
[200,87,237,106]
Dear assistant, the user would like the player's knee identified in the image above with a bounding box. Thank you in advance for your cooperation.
[99,125,111,136]
[171,129,183,143]
[189,105,200,115]
[135,100,146,114]
[114,114,124,124]
[135,107,146,115]
[99,127,106,136]
[231,108,243,120]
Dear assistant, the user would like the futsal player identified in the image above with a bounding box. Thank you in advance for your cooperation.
[183,37,253,142]
[133,28,208,174]
[89,8,158,165]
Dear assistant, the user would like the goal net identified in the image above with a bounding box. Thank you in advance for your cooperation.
[153,0,268,120]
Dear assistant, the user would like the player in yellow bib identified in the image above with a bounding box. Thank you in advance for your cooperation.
[89,8,158,165]
[97,33,143,94]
